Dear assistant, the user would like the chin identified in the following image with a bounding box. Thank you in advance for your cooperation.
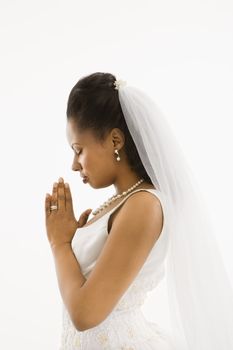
[90,179,112,189]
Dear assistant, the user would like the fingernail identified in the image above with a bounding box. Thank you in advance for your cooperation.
[58,177,63,183]
[65,183,69,188]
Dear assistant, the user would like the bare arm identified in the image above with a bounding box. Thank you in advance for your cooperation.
[51,243,87,330]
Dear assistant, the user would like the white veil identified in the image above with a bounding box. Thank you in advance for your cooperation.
[117,82,233,349]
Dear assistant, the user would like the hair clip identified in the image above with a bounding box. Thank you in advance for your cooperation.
[113,79,127,90]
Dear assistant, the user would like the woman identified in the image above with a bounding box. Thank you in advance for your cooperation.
[45,72,233,349]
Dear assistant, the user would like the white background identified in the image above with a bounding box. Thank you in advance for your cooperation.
[0,0,232,348]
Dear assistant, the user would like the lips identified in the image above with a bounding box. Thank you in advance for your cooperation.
[80,174,88,182]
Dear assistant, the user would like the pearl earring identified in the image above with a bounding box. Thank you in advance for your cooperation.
[114,149,121,161]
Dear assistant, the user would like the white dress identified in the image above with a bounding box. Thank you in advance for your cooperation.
[59,188,177,350]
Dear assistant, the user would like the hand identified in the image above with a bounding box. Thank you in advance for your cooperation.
[45,177,92,249]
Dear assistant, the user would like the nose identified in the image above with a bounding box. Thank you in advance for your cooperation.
[71,157,82,172]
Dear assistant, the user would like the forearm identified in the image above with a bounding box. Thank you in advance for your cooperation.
[51,243,87,327]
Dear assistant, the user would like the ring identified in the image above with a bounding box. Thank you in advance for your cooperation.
[50,205,58,211]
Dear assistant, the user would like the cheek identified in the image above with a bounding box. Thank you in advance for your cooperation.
[84,147,115,170]
[99,155,117,174]
[82,152,99,169]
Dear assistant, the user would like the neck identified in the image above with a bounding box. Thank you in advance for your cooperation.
[113,174,145,195]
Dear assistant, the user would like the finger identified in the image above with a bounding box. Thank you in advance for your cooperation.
[64,183,73,212]
[57,180,65,211]
[52,182,58,204]
[78,209,92,227]
[49,182,58,213]
[45,193,51,217]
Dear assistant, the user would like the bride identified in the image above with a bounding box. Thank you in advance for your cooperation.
[45,72,233,349]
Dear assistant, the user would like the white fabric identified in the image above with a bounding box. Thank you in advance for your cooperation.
[118,85,233,349]
[59,188,179,350]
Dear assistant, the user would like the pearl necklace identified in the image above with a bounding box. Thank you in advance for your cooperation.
[92,178,144,216]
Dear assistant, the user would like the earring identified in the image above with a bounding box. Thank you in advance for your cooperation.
[114,149,121,161]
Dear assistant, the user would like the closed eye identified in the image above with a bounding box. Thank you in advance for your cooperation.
[74,149,82,155]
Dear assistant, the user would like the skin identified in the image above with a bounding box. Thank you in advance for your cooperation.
[66,117,152,194]
[45,118,164,331]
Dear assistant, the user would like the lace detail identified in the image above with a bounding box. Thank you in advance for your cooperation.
[59,272,170,349]
[60,305,173,350]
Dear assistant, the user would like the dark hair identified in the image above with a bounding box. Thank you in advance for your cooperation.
[66,72,152,184]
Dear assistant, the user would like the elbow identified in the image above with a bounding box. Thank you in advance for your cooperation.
[72,311,103,332]
[74,321,89,332]
[71,313,88,332]
[69,309,87,332]
[71,289,107,331]
[73,317,98,332]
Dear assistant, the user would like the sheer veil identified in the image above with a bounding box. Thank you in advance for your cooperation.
[117,81,233,349]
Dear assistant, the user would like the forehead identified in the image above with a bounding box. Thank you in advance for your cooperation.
[66,119,101,147]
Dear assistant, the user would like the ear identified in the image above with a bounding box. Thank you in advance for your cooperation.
[110,128,125,149]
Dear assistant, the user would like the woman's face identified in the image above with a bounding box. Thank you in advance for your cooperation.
[66,118,122,189]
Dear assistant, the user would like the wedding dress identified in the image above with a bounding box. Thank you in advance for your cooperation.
[58,78,233,349]
[59,188,180,350]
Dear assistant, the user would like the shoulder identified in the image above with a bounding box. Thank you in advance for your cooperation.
[108,189,163,234]
[114,189,163,238]
[123,188,162,212]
